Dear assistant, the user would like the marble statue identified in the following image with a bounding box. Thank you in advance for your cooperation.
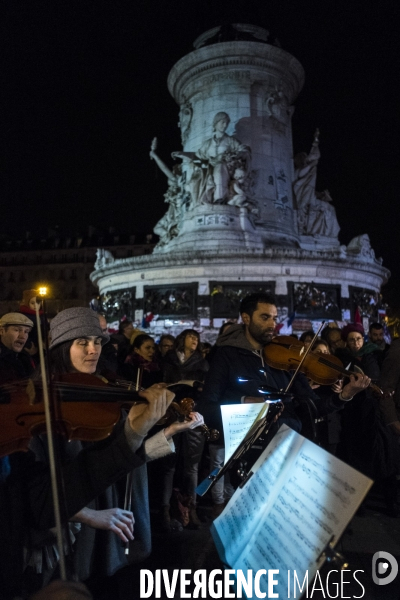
[150,139,184,245]
[347,234,381,262]
[178,100,193,145]
[195,112,251,204]
[293,130,340,237]
[265,85,293,122]
[94,248,115,270]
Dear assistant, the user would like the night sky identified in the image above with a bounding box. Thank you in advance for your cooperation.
[1,1,399,288]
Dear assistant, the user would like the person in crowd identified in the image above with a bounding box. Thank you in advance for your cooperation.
[44,308,202,595]
[305,337,343,454]
[369,322,390,351]
[379,312,400,436]
[201,341,212,360]
[96,314,118,375]
[123,334,162,388]
[321,325,345,354]
[160,329,209,530]
[369,322,390,368]
[116,320,135,367]
[198,293,370,518]
[300,329,315,347]
[0,307,201,598]
[157,334,175,358]
[0,312,36,381]
[335,323,399,516]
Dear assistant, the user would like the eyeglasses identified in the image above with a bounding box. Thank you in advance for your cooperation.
[347,337,363,343]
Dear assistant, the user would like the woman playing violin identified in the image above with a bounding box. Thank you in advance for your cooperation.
[46,308,203,594]
[0,307,202,598]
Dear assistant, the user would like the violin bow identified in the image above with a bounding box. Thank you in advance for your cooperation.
[35,299,69,579]
[123,366,142,555]
[284,321,325,393]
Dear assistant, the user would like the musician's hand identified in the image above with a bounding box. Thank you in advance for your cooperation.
[164,412,205,439]
[128,384,175,436]
[71,507,134,543]
[341,374,371,399]
[331,379,344,393]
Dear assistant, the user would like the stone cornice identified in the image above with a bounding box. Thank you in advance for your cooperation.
[167,41,305,104]
[90,248,390,286]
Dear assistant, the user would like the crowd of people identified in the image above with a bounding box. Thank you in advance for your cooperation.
[1,288,400,598]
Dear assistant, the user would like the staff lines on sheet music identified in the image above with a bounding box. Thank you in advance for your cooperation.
[269,512,312,564]
[285,484,339,526]
[299,452,356,495]
[293,461,351,507]
[274,505,319,554]
[277,491,333,541]
[262,524,301,570]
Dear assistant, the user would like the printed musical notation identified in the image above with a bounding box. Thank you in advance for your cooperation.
[213,425,373,600]
[221,403,268,462]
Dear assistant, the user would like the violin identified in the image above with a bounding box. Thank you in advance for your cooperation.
[0,373,146,458]
[0,373,219,458]
[157,396,219,441]
[263,335,384,397]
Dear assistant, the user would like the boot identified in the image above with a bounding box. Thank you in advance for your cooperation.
[211,502,225,520]
[161,505,171,532]
[189,506,202,529]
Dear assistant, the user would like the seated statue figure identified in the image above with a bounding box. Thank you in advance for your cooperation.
[195,112,251,204]
[307,189,340,238]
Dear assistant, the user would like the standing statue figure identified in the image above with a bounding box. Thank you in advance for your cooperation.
[293,129,320,233]
[150,139,183,245]
[196,112,251,204]
[293,130,340,238]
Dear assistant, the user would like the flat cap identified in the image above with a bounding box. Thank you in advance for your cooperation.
[0,312,34,328]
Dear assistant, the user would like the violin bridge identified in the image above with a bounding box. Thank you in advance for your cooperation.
[26,379,36,404]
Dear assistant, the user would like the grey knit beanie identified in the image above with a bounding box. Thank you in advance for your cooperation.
[50,307,109,348]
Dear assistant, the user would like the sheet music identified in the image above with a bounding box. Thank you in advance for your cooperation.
[215,426,302,566]
[228,427,372,599]
[221,402,268,463]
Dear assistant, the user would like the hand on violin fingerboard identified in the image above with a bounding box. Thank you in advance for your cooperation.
[128,384,175,436]
[164,412,205,439]
[341,374,371,399]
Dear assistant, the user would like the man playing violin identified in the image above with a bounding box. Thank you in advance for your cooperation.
[199,292,371,517]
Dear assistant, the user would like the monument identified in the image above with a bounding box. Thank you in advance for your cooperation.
[91,24,389,338]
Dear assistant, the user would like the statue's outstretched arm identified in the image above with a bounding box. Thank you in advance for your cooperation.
[149,150,175,181]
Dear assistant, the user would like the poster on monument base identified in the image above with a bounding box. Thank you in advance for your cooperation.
[211,425,373,600]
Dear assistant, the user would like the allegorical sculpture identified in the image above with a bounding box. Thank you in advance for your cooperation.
[151,112,256,246]
[292,130,340,238]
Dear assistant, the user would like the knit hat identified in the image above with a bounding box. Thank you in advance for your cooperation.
[50,307,109,348]
[0,312,34,328]
[341,323,364,342]
[21,289,39,308]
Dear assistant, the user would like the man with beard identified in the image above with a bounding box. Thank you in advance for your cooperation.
[198,292,370,517]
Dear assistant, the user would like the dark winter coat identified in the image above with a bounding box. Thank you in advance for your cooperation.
[0,422,146,599]
[162,349,209,384]
[198,325,346,444]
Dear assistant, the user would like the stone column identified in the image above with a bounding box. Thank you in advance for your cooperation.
[166,25,305,249]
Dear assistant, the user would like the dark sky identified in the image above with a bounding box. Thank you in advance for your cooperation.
[1,0,399,283]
